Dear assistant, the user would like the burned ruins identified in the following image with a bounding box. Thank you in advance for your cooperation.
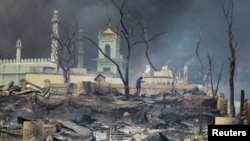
[0,77,222,141]
[1,1,250,141]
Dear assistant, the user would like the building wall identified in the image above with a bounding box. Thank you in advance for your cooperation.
[24,73,196,95]
[111,83,196,95]
[0,73,25,85]
[0,59,56,85]
[143,77,173,85]
[25,73,122,87]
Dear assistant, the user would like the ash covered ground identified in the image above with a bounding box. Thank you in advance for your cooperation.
[0,86,218,141]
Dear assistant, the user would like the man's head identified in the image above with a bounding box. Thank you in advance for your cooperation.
[139,76,143,79]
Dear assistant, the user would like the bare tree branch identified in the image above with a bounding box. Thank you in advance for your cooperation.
[215,62,223,97]
[169,66,177,94]
[112,0,129,35]
[195,27,210,93]
[207,53,223,104]
[131,32,165,47]
[207,54,215,100]
[195,27,205,72]
[138,15,165,71]
[52,16,79,83]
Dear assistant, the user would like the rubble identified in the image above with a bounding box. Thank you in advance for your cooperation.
[0,80,218,141]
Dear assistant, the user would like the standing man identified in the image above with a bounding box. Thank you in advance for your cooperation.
[136,76,144,97]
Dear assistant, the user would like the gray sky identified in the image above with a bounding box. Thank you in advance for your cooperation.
[0,0,249,100]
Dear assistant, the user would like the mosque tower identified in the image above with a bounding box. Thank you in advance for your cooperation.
[50,10,59,69]
[184,65,188,84]
[94,24,124,75]
[77,29,84,68]
[16,39,22,63]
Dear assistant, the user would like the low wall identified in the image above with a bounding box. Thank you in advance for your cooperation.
[25,73,115,87]
[48,82,196,96]
[111,83,196,95]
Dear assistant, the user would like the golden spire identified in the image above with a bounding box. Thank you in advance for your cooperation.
[103,22,115,35]
[103,28,115,35]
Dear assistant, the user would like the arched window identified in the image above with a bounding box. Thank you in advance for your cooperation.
[105,44,111,57]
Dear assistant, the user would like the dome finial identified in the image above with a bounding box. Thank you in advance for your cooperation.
[108,21,111,27]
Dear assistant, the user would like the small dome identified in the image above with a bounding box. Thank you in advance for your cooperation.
[53,10,58,14]
[103,27,115,35]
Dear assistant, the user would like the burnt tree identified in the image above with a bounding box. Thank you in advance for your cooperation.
[169,66,177,94]
[139,16,166,71]
[207,54,223,102]
[195,27,223,99]
[51,15,80,83]
[195,28,209,93]
[223,0,237,117]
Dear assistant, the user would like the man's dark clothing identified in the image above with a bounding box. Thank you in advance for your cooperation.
[136,77,143,96]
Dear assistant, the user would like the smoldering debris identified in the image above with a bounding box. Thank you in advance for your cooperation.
[0,81,217,141]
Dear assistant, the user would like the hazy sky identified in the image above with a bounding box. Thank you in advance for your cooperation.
[0,0,249,100]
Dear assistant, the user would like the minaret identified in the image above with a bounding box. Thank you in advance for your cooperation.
[50,10,59,65]
[94,24,124,75]
[183,65,188,84]
[16,39,22,63]
[77,29,84,68]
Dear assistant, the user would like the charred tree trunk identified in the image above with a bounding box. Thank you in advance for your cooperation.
[195,28,209,93]
[124,47,130,100]
[229,53,236,117]
[240,90,245,124]
[223,0,237,117]
[207,54,223,103]
[170,67,177,94]
[62,69,70,83]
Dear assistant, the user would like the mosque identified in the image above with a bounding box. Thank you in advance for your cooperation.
[0,10,125,86]
[0,9,189,88]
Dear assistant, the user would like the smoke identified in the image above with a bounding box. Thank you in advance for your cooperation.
[0,0,249,100]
